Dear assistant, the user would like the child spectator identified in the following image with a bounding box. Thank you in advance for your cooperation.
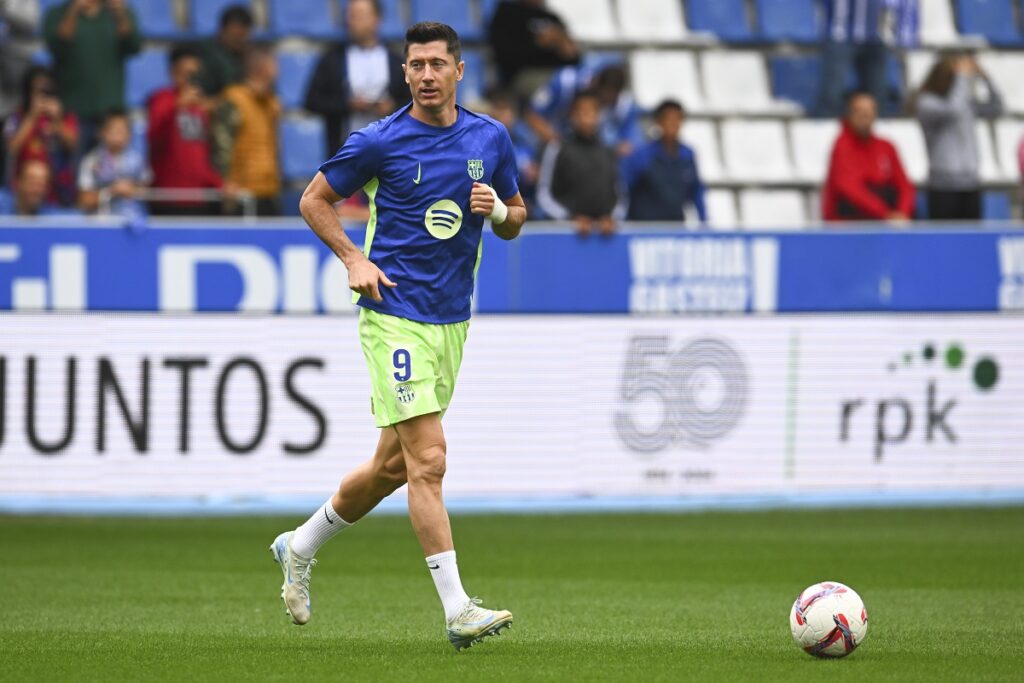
[537,90,623,236]
[622,99,706,224]
[148,44,224,215]
[3,65,78,207]
[77,108,149,216]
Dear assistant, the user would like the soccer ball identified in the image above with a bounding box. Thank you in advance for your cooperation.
[790,581,868,658]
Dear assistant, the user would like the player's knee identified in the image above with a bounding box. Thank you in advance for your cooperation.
[373,457,407,493]
[407,443,446,484]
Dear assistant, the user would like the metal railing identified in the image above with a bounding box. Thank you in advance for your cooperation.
[98,187,257,219]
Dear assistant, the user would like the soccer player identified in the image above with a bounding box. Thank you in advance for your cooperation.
[271,22,527,651]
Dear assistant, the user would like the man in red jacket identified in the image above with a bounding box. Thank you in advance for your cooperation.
[147,44,224,215]
[823,91,915,222]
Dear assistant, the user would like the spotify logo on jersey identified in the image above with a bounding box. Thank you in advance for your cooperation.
[424,200,463,240]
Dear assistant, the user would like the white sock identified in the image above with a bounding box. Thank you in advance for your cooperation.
[290,498,351,558]
[426,550,472,621]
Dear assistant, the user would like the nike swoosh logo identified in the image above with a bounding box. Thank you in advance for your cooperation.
[428,563,440,570]
[413,163,421,185]
[324,507,334,524]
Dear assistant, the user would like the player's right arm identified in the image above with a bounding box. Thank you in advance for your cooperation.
[299,172,396,303]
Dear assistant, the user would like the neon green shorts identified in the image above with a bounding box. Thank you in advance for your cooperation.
[359,307,469,428]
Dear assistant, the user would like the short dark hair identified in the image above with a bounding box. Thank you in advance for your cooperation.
[593,65,627,93]
[570,88,601,112]
[219,4,254,30]
[350,0,382,16]
[653,99,685,119]
[102,107,130,126]
[169,43,200,67]
[404,22,461,62]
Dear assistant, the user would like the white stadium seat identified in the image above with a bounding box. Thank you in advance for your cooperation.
[976,53,1024,114]
[702,189,739,230]
[720,119,794,183]
[615,0,687,42]
[975,121,1004,183]
[700,51,801,115]
[631,50,704,112]
[680,119,725,183]
[918,0,961,46]
[994,119,1024,181]
[789,119,840,183]
[739,190,807,230]
[545,0,618,42]
[873,120,929,184]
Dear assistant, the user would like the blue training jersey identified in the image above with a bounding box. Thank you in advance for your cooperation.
[319,103,520,324]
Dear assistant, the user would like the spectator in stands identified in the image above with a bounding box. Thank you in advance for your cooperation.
[3,65,78,207]
[823,91,915,222]
[537,90,622,236]
[622,100,706,225]
[488,90,539,208]
[816,0,918,118]
[488,0,580,99]
[909,54,1002,221]
[77,108,149,216]
[526,63,642,156]
[212,47,281,216]
[1,158,56,215]
[148,44,224,216]
[43,0,141,154]
[304,0,408,156]
[199,4,253,97]
[0,0,39,120]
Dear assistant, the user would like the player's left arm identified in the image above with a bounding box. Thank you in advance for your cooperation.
[470,183,527,241]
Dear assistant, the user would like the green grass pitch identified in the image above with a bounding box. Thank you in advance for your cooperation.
[2,507,1022,681]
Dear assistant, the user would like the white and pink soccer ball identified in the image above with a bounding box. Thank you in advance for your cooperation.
[790,581,868,658]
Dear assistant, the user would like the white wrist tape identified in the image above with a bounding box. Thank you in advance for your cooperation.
[487,185,509,225]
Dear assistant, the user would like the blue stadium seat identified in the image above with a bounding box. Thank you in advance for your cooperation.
[280,119,326,181]
[191,0,253,35]
[268,0,339,38]
[954,0,1023,46]
[685,0,753,41]
[128,0,180,38]
[276,52,319,109]
[456,49,486,105]
[126,49,169,108]
[769,55,820,111]
[481,0,501,23]
[411,0,482,40]
[983,191,1012,220]
[131,117,148,160]
[756,0,821,43]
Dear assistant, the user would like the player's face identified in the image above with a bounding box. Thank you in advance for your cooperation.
[404,42,463,112]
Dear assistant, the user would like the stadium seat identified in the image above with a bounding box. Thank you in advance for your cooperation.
[872,120,928,184]
[769,55,821,112]
[994,119,1024,180]
[720,119,793,182]
[975,121,1004,183]
[128,0,180,38]
[954,0,1023,46]
[789,119,840,183]
[905,50,937,90]
[456,49,486,105]
[131,116,148,160]
[268,0,338,38]
[280,118,326,182]
[976,52,1024,113]
[739,189,807,230]
[983,191,1012,220]
[125,49,169,108]
[411,0,482,41]
[680,119,724,183]
[919,0,962,46]
[685,0,753,42]
[755,0,821,43]
[701,52,800,115]
[630,50,704,112]
[545,0,618,42]
[375,0,408,41]
[276,51,319,110]
[701,189,739,230]
[191,0,252,35]
[615,0,687,43]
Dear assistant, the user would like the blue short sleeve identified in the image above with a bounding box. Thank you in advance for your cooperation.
[318,127,381,198]
[492,126,520,201]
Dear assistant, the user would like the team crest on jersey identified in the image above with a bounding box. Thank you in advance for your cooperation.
[467,159,484,180]
[395,383,415,404]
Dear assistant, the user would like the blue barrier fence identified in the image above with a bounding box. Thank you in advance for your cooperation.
[1,221,1022,313]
